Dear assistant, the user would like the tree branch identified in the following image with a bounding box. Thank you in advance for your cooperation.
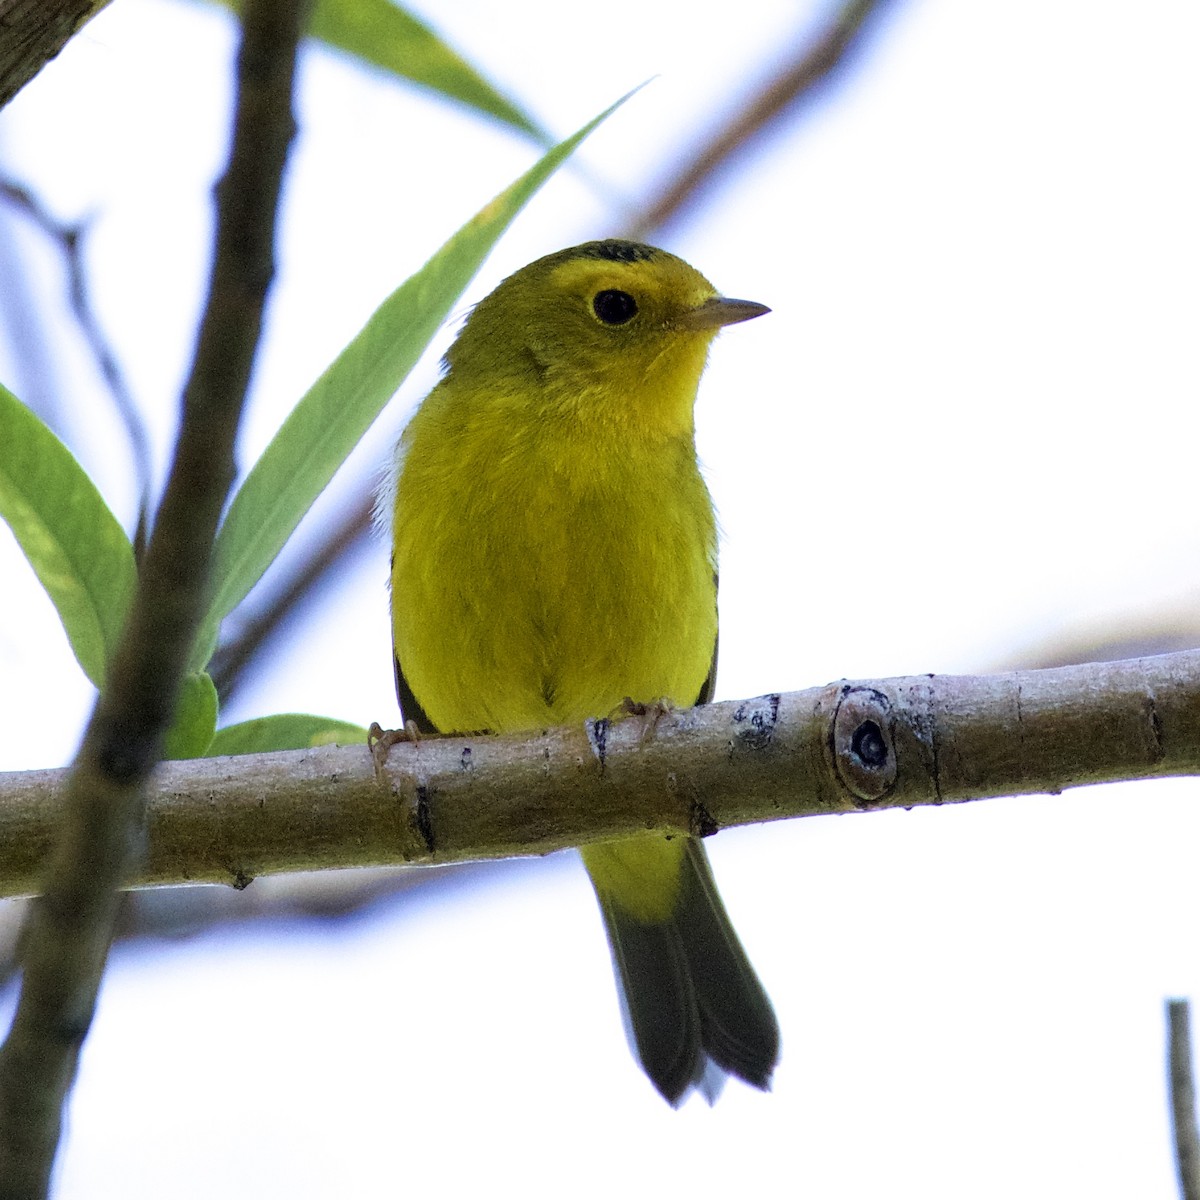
[0,178,154,552]
[626,0,895,240]
[1170,998,1200,1200]
[0,0,110,110]
[0,651,1196,898]
[209,490,377,701]
[0,0,308,1192]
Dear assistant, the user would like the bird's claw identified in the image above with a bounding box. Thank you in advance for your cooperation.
[368,719,421,783]
[617,697,676,742]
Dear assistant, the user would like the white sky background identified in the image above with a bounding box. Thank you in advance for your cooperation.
[0,0,1199,1195]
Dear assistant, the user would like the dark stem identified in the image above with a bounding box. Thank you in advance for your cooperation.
[1169,999,1200,1200]
[0,1,112,111]
[0,0,309,1193]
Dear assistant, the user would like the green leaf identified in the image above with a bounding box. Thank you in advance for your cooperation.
[209,713,369,756]
[196,88,637,667]
[308,0,550,144]
[211,0,549,143]
[162,672,220,760]
[0,384,136,689]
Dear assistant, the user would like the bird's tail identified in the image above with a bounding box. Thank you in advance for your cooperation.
[582,835,779,1105]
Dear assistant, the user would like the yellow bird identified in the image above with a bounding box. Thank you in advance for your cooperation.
[387,239,778,1104]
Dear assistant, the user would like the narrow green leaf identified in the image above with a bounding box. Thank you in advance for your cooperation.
[196,88,636,667]
[163,672,220,760]
[0,384,136,689]
[209,713,369,756]
[308,0,550,143]
[211,0,549,143]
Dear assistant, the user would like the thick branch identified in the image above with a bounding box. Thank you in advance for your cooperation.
[0,652,1196,897]
[0,0,110,110]
[0,1,307,1194]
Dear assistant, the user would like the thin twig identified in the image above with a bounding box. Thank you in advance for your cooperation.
[0,180,154,553]
[1169,999,1200,1200]
[0,198,66,431]
[627,0,895,240]
[210,489,378,701]
[992,609,1200,673]
[0,0,308,1193]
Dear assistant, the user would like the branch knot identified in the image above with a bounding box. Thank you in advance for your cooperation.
[831,687,897,806]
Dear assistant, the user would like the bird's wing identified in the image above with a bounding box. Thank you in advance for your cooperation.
[394,649,439,735]
[694,572,719,706]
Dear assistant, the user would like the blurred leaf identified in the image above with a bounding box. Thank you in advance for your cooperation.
[196,87,637,666]
[163,672,220,760]
[0,383,136,689]
[209,713,369,756]
[212,0,549,143]
[309,0,550,143]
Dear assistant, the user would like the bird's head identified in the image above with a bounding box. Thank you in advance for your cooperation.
[445,240,769,441]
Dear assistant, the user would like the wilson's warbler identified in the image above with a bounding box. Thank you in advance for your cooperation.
[386,239,778,1105]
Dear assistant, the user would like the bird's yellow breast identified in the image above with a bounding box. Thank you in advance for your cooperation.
[390,378,717,735]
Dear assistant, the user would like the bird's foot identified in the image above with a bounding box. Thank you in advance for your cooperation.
[617,697,676,743]
[368,720,422,783]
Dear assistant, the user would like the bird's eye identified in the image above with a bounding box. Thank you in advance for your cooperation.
[592,290,638,325]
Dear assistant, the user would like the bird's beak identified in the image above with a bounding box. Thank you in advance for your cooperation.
[677,296,771,331]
